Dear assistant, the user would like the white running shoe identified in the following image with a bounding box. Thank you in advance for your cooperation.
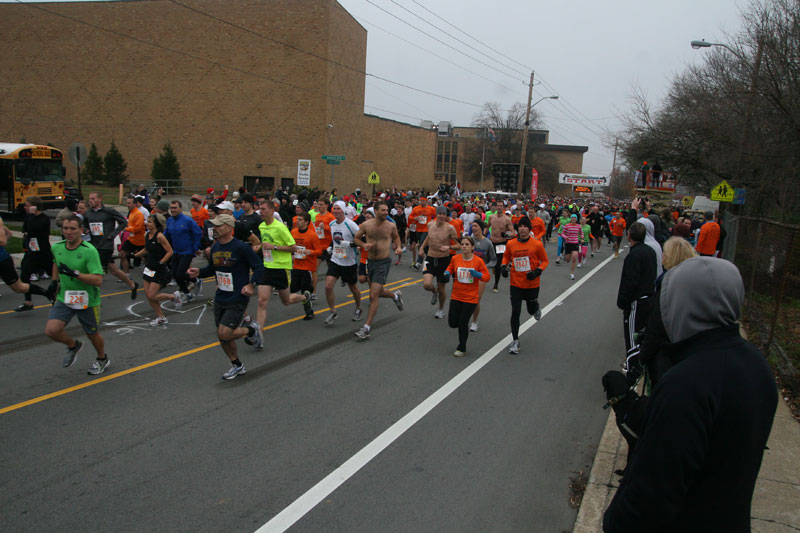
[149,316,168,327]
[434,309,445,319]
[508,340,520,354]
[469,321,478,332]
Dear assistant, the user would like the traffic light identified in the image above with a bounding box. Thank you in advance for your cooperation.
[491,163,520,192]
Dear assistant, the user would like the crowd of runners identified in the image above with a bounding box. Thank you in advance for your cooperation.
[0,185,724,380]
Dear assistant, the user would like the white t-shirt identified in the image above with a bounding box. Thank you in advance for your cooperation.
[328,218,360,266]
[459,212,476,235]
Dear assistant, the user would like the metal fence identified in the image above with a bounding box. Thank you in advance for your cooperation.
[725,214,800,394]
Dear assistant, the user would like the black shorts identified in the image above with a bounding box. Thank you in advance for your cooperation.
[96,248,115,269]
[358,262,367,277]
[416,232,428,247]
[326,261,358,285]
[121,240,143,256]
[259,268,290,290]
[213,301,248,330]
[564,242,580,254]
[0,256,19,285]
[408,230,418,244]
[367,257,392,285]
[612,235,623,244]
[423,255,451,284]
[142,263,171,286]
[290,269,313,293]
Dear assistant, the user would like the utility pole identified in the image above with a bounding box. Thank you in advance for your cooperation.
[612,137,618,171]
[480,124,487,192]
[518,71,535,194]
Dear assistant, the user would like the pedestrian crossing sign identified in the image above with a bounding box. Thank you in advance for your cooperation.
[367,171,380,184]
[711,180,734,202]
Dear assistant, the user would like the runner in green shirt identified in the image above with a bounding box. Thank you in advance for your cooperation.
[46,215,110,375]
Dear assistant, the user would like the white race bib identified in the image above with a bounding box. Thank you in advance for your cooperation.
[417,216,427,225]
[207,228,214,241]
[143,267,156,277]
[333,244,347,259]
[293,246,307,259]
[513,256,531,272]
[456,267,473,284]
[64,290,89,310]
[89,222,104,236]
[215,271,234,292]
[315,225,325,239]
[28,237,40,252]
[262,248,273,263]
[409,224,417,232]
[496,244,506,254]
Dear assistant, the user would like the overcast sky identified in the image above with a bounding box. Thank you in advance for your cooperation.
[7,0,748,175]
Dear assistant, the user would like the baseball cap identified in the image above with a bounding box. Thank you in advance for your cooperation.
[210,214,236,227]
[216,200,235,212]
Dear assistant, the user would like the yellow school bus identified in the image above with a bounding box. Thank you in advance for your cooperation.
[0,142,66,213]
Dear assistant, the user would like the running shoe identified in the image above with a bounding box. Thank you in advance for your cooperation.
[570,274,575,280]
[131,282,139,300]
[324,312,338,325]
[193,278,203,296]
[430,291,438,305]
[168,279,178,286]
[311,293,317,301]
[40,272,50,279]
[14,303,34,312]
[393,290,404,311]
[246,321,262,350]
[63,340,83,367]
[222,363,246,380]
[149,316,168,327]
[554,258,561,265]
[303,290,313,317]
[352,307,363,321]
[577,263,582,268]
[470,321,479,332]
[185,293,195,303]
[453,349,466,358]
[354,326,370,339]
[172,291,183,309]
[87,358,110,375]
[29,273,39,281]
[412,263,421,271]
[491,287,499,293]
[591,252,595,257]
[533,304,542,321]
[434,309,445,319]
[508,340,520,354]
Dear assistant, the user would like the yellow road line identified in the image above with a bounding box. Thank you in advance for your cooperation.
[0,278,422,415]
[0,277,216,316]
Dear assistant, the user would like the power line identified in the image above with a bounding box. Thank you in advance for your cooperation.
[362,0,526,84]
[388,0,528,78]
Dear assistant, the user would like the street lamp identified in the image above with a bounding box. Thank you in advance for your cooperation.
[691,39,735,53]
[518,95,558,193]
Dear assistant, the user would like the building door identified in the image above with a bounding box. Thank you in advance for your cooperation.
[243,176,274,194]
[280,178,294,194]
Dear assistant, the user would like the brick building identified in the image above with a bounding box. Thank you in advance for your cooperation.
[0,0,582,196]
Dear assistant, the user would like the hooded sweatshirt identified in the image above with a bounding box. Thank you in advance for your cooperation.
[639,217,663,277]
[604,257,777,532]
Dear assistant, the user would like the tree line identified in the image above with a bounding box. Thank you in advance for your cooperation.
[81,141,182,193]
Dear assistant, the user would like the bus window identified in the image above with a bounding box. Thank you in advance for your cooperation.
[15,159,63,183]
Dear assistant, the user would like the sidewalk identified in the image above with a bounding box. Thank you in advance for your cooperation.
[573,391,800,532]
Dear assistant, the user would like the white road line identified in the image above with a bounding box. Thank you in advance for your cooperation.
[255,253,618,533]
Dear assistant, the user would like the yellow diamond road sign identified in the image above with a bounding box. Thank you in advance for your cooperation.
[367,171,380,184]
[711,180,734,202]
[682,195,694,207]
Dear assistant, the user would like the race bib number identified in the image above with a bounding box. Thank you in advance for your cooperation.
[409,224,416,232]
[417,216,427,225]
[293,246,307,259]
[513,256,531,272]
[262,248,273,263]
[215,271,234,292]
[143,267,156,277]
[207,228,214,241]
[456,267,473,284]
[496,244,506,254]
[64,290,89,310]
[28,237,40,252]
[89,222,104,236]
[333,244,347,259]
[315,225,325,239]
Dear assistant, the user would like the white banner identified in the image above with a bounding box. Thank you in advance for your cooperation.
[297,159,311,186]
[558,173,608,186]
[691,196,720,212]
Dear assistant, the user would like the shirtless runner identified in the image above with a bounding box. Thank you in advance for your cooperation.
[352,201,404,339]
[488,208,516,292]
[422,205,460,319]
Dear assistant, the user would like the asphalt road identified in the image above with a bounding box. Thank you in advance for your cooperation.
[0,240,628,532]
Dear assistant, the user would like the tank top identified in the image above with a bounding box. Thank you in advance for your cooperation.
[145,231,167,269]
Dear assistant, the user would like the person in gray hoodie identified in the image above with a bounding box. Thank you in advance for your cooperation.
[638,217,663,277]
[604,257,777,532]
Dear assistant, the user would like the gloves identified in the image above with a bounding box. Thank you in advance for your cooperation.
[58,263,79,278]
[442,270,451,281]
[526,268,542,280]
[469,268,482,279]
[350,241,359,248]
[500,264,509,278]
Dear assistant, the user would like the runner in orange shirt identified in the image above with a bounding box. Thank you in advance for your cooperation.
[610,212,627,258]
[290,212,321,320]
[121,195,146,276]
[410,196,437,270]
[501,216,549,354]
[444,236,490,357]
[312,198,335,299]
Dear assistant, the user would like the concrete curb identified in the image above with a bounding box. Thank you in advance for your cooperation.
[572,392,800,532]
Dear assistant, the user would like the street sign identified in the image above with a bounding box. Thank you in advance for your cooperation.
[321,155,345,161]
[68,142,88,166]
[297,159,310,186]
[733,188,746,205]
[325,159,340,165]
[367,171,380,184]
[682,195,694,207]
[710,180,734,202]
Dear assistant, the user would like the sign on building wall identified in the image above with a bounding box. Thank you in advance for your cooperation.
[558,173,608,186]
[297,159,311,186]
